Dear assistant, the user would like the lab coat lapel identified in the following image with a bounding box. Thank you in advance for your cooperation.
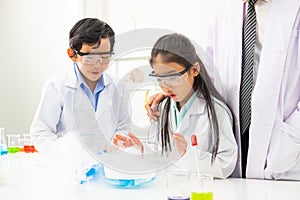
[95,87,112,120]
[64,67,98,118]
[65,67,78,89]
[71,84,95,119]
[176,98,206,133]
[95,73,113,120]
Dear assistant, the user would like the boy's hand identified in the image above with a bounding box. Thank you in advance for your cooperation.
[145,93,167,121]
[113,132,144,153]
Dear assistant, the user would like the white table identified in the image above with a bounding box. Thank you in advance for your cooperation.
[0,153,299,200]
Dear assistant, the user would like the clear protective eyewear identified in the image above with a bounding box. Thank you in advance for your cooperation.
[149,66,191,87]
[74,49,114,65]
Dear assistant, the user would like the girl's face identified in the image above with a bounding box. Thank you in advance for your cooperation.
[152,54,199,108]
[74,38,112,90]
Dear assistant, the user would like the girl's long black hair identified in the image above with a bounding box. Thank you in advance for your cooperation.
[150,33,232,163]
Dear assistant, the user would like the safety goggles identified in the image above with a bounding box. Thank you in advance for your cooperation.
[149,66,191,87]
[74,49,114,65]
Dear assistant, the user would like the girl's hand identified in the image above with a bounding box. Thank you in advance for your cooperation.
[173,133,187,156]
[113,132,144,153]
[145,93,166,121]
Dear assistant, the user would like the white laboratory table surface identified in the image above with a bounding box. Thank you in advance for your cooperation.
[0,153,299,200]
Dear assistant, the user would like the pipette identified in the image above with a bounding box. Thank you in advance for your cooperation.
[191,134,200,175]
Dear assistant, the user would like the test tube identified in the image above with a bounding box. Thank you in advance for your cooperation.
[0,128,8,155]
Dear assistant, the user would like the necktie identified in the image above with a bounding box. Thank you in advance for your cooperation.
[240,0,257,135]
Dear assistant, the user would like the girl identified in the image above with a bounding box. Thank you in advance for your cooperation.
[114,33,237,178]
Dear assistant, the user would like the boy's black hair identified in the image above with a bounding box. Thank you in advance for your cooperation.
[69,18,115,52]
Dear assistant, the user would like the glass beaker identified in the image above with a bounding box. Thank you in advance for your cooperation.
[167,169,191,200]
[0,128,8,155]
[190,173,213,200]
[6,134,21,154]
[23,134,36,153]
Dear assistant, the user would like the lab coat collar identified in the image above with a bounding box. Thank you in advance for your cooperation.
[174,96,206,132]
[184,95,206,116]
[171,92,197,127]
[66,63,116,118]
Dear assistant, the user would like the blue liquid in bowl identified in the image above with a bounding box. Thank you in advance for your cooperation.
[105,176,156,189]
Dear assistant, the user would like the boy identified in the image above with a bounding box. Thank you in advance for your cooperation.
[30,18,131,157]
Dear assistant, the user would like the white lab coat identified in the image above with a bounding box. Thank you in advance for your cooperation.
[149,97,238,179]
[30,67,132,154]
[206,0,300,180]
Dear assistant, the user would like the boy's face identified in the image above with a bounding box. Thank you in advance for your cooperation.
[74,38,112,87]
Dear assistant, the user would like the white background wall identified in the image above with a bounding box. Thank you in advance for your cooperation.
[0,0,219,134]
